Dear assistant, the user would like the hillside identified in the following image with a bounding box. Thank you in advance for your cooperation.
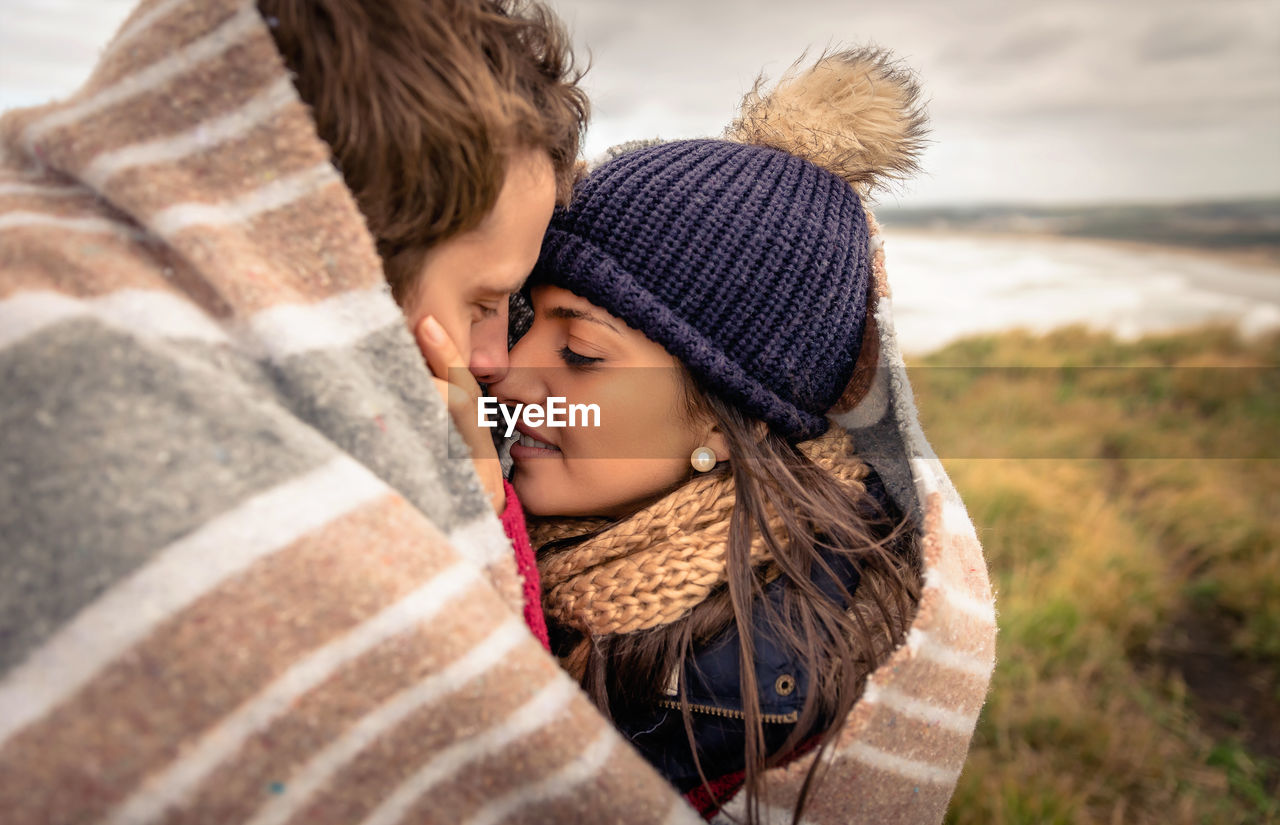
[909,325,1280,824]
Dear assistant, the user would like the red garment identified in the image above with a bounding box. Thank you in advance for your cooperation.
[684,771,746,820]
[499,478,550,650]
[683,734,824,820]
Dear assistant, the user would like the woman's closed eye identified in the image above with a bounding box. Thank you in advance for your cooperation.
[559,345,603,368]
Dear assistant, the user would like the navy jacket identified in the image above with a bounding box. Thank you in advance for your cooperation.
[617,466,894,792]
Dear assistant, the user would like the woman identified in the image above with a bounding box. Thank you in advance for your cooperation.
[425,48,996,825]
[485,49,937,821]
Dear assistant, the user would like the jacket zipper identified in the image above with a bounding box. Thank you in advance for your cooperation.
[657,699,798,724]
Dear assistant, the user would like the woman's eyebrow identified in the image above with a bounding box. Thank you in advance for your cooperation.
[545,305,621,333]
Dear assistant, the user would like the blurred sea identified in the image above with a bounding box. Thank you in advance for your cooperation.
[883,230,1280,355]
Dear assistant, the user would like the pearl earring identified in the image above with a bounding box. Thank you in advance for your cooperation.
[691,446,717,473]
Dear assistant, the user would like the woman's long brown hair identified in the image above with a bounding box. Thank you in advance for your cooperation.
[541,370,922,824]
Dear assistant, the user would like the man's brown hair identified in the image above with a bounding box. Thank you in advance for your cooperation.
[257,0,589,300]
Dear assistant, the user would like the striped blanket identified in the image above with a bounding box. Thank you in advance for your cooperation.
[0,1,996,823]
[710,210,999,822]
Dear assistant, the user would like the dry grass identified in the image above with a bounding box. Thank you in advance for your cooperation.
[905,324,1279,824]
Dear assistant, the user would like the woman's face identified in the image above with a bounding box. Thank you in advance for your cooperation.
[489,285,726,517]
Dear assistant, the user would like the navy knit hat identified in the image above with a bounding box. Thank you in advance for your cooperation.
[531,139,870,441]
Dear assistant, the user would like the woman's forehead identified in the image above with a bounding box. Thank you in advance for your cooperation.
[529,284,678,366]
[532,284,623,329]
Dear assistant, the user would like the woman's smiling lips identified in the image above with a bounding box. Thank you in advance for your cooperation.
[510,422,562,459]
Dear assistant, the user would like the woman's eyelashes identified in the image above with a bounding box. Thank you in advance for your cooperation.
[558,345,603,368]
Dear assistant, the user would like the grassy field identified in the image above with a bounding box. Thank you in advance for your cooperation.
[904,325,1280,824]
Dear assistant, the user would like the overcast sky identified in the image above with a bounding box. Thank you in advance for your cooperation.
[2,0,1278,205]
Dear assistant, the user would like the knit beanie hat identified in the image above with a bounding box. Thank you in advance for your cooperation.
[531,49,927,441]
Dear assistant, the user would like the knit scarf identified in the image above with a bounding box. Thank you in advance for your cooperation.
[531,427,869,639]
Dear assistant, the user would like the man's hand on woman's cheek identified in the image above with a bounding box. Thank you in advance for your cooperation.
[415,315,506,514]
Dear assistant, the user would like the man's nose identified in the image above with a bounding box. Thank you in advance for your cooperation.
[468,324,510,385]
[489,335,545,404]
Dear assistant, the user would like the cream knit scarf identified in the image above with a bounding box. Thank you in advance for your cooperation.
[531,427,870,638]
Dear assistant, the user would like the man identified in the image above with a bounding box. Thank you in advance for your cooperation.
[258,0,579,371]
[0,1,698,822]
[261,0,582,511]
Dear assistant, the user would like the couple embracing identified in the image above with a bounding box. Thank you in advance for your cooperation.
[0,1,995,823]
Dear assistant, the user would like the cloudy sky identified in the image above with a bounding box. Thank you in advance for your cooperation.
[2,0,1278,205]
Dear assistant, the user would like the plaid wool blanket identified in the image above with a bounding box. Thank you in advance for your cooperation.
[0,2,996,823]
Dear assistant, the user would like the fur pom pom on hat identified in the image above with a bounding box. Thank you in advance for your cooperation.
[727,47,929,196]
[532,49,928,439]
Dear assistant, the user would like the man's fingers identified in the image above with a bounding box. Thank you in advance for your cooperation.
[416,318,491,449]
[433,372,500,471]
[420,322,504,514]
[415,316,465,383]
[428,376,474,424]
